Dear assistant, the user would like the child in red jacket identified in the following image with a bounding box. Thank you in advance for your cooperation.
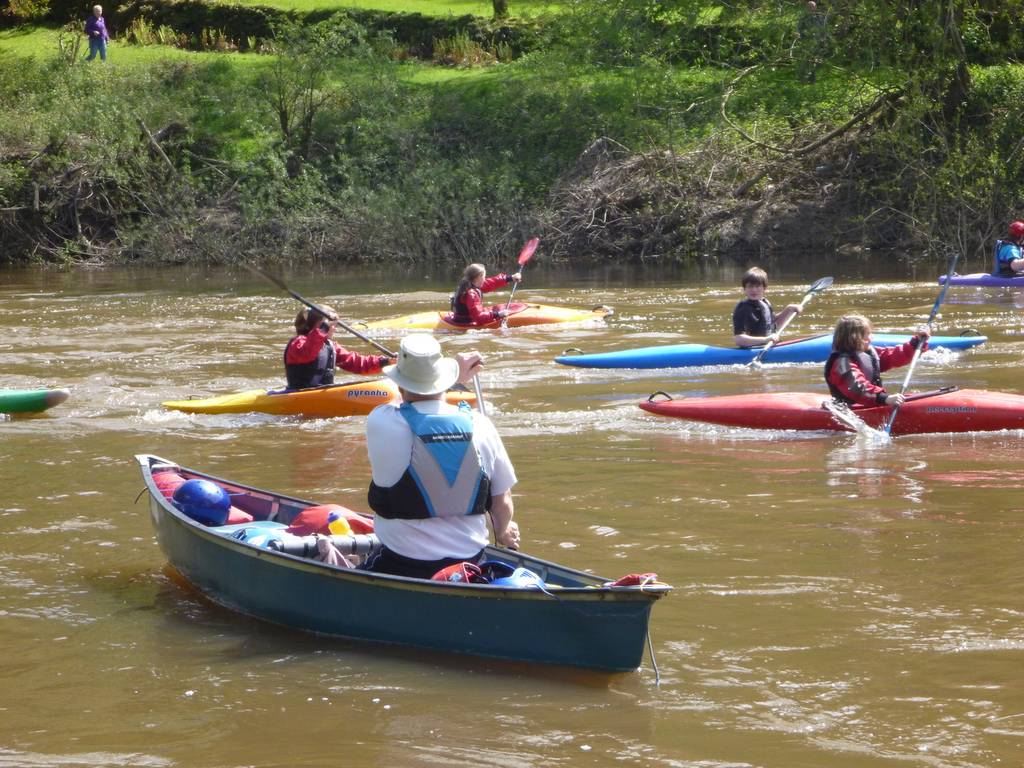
[284,306,393,389]
[824,314,929,407]
[450,263,522,326]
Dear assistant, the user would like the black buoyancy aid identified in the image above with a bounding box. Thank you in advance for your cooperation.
[746,298,775,336]
[824,348,882,404]
[450,285,476,324]
[284,337,335,390]
[368,404,491,520]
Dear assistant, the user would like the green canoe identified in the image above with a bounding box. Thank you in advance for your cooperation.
[0,388,70,414]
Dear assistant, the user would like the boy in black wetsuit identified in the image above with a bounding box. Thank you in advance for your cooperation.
[732,267,802,348]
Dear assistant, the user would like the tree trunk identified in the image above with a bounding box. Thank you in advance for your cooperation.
[941,0,972,122]
[492,0,509,20]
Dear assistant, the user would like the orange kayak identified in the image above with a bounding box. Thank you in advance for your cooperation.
[163,379,475,418]
[359,302,612,333]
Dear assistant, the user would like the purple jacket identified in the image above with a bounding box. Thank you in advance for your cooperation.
[85,16,109,41]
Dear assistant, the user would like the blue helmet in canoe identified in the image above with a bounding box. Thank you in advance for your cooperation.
[172,479,231,526]
[486,564,545,589]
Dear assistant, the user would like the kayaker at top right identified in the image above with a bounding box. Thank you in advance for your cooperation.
[732,267,803,348]
[450,263,522,326]
[993,220,1024,277]
[825,314,930,407]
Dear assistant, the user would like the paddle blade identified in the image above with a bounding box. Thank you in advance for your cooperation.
[517,237,540,267]
[747,342,775,369]
[823,400,891,442]
[811,276,834,292]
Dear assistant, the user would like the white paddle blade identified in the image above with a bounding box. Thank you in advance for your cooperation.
[822,400,891,443]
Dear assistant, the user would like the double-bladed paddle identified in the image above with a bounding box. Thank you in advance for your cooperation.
[249,265,397,357]
[500,237,540,329]
[250,265,488,414]
[882,252,960,435]
[748,276,834,368]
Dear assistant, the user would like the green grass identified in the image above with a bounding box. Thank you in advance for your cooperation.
[0,26,266,65]
[0,25,493,90]
[210,0,558,16]
[399,60,497,83]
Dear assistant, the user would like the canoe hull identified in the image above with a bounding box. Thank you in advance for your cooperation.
[0,388,70,414]
[639,389,1024,436]
[163,379,475,417]
[136,455,668,671]
[939,273,1024,287]
[556,333,986,369]
[361,303,612,332]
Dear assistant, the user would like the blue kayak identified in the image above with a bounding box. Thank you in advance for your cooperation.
[938,273,1024,287]
[554,332,987,370]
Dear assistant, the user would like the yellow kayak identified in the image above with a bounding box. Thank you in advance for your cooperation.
[163,379,476,418]
[358,302,613,333]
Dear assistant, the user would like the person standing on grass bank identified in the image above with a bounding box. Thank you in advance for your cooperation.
[84,5,109,62]
[732,267,803,348]
[994,221,1024,277]
[795,0,828,83]
[825,314,930,408]
[364,335,519,580]
[450,263,522,326]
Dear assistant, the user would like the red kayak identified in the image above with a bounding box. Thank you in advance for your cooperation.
[639,387,1024,436]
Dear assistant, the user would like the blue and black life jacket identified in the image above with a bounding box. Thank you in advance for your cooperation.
[824,348,881,405]
[368,402,491,520]
[284,337,335,390]
[993,239,1021,277]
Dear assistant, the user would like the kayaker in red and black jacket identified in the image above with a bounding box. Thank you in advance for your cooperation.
[824,314,930,407]
[284,306,393,390]
[450,263,522,326]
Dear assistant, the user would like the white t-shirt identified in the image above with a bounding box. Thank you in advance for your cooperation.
[365,399,517,560]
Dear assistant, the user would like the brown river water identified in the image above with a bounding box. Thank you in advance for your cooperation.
[1,261,1023,768]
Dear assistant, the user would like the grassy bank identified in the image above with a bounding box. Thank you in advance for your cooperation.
[2,1,1023,265]
[212,0,556,16]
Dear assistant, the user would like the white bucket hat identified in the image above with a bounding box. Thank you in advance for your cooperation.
[384,334,459,395]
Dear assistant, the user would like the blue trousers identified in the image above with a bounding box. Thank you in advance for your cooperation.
[86,37,107,61]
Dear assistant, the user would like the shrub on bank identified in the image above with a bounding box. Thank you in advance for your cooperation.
[4,1,1024,265]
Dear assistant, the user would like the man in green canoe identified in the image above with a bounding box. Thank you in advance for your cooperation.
[363,334,520,579]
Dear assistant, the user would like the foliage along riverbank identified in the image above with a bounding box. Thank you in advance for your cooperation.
[2,1,1024,267]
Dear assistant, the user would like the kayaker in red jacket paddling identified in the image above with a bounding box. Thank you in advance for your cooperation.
[284,306,394,390]
[824,314,930,407]
[450,263,522,326]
